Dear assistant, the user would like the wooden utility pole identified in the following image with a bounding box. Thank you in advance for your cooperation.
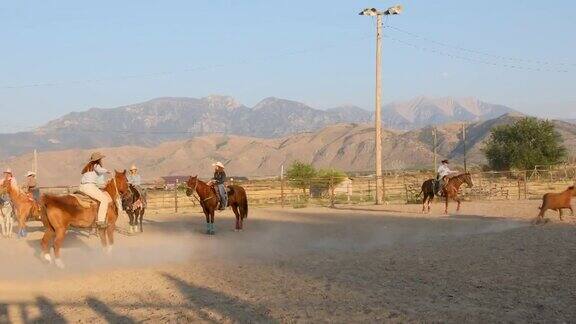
[462,123,467,172]
[432,127,437,172]
[374,14,383,205]
[33,149,38,177]
[280,164,285,208]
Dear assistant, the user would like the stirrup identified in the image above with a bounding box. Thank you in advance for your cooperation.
[96,221,108,229]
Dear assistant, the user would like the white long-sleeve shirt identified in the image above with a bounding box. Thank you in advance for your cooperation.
[127,174,141,186]
[437,164,455,178]
[81,164,108,186]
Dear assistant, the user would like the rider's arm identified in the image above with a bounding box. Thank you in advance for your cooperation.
[94,164,109,175]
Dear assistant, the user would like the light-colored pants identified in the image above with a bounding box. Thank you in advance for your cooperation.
[79,183,111,223]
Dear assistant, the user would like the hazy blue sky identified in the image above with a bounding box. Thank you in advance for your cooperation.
[0,0,574,132]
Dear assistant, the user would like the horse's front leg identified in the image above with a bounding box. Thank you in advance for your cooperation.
[106,223,115,253]
[138,208,144,233]
[210,209,216,235]
[17,206,30,238]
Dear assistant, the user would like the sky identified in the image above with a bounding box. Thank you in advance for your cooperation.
[0,0,575,132]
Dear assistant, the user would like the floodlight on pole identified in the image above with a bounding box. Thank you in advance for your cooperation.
[359,4,402,205]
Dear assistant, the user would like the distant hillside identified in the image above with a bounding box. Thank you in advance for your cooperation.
[0,95,517,159]
[3,115,575,186]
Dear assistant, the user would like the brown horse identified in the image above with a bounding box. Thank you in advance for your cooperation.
[123,184,146,233]
[420,173,473,214]
[185,176,248,234]
[40,170,132,269]
[1,179,41,238]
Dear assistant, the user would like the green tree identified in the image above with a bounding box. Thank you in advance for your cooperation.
[315,168,348,207]
[483,117,566,170]
[285,161,317,194]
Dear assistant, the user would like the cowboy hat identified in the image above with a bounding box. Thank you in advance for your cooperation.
[26,171,36,177]
[212,161,225,169]
[441,159,449,164]
[89,152,105,162]
[3,168,12,174]
[130,165,138,171]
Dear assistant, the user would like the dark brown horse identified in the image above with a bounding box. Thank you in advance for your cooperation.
[420,173,473,214]
[185,176,248,234]
[40,170,132,268]
[123,184,146,233]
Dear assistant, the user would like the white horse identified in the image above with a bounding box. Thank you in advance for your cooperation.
[0,200,14,238]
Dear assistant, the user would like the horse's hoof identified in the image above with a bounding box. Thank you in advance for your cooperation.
[54,259,65,269]
[105,245,113,254]
[43,253,52,264]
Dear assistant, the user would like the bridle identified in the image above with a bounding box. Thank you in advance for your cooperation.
[186,179,216,206]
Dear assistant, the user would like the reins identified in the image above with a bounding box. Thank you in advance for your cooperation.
[187,179,216,206]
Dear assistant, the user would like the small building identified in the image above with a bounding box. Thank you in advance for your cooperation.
[160,175,190,189]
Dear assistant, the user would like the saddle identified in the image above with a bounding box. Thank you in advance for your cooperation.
[70,191,110,209]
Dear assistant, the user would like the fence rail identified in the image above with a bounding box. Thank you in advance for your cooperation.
[36,169,576,213]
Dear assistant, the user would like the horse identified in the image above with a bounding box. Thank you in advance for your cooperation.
[0,197,14,238]
[40,170,132,269]
[185,175,248,235]
[420,173,474,214]
[123,184,146,233]
[1,179,41,237]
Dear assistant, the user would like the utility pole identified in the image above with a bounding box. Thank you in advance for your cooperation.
[432,127,437,172]
[462,123,467,172]
[359,5,403,205]
[33,149,38,177]
[374,13,383,204]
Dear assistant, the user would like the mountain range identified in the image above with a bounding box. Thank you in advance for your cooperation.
[0,95,517,159]
[3,113,575,186]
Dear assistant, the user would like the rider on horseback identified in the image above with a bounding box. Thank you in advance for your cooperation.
[79,152,111,228]
[209,162,228,210]
[127,165,146,209]
[0,168,16,222]
[436,159,458,195]
[23,171,40,202]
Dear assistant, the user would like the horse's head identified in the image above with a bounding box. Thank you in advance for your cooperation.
[114,170,133,207]
[463,172,474,188]
[186,175,198,196]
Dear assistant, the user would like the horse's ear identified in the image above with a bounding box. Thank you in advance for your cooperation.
[123,169,127,174]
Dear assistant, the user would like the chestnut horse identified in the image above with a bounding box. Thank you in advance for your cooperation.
[420,173,473,214]
[1,179,41,237]
[40,170,132,268]
[185,176,248,235]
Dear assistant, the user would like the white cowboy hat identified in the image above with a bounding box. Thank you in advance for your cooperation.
[4,168,12,174]
[89,152,105,162]
[130,165,138,171]
[212,161,225,169]
[26,171,36,177]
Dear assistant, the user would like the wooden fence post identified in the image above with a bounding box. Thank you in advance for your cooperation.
[329,177,335,208]
[174,179,179,213]
[524,170,528,199]
[281,176,285,208]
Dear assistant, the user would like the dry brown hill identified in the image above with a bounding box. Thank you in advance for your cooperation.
[3,116,574,187]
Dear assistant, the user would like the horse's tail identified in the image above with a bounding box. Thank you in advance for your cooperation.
[40,194,55,232]
[240,189,248,219]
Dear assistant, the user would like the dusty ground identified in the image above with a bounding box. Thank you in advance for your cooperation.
[0,200,575,323]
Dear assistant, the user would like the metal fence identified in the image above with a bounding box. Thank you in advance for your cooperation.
[37,168,576,213]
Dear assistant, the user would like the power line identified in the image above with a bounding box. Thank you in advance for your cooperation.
[382,33,570,73]
[385,25,575,68]
[0,35,372,90]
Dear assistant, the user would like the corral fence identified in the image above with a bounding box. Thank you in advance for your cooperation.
[37,167,576,213]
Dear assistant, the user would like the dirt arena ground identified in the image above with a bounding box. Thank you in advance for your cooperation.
[0,200,575,323]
